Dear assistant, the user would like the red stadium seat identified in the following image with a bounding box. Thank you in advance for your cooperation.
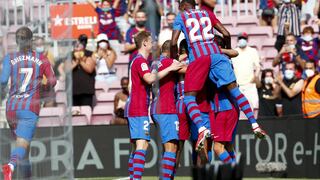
[248,26,273,38]
[235,16,259,28]
[96,92,116,106]
[71,106,92,126]
[220,16,235,28]
[38,107,65,127]
[91,105,114,125]
[95,81,109,96]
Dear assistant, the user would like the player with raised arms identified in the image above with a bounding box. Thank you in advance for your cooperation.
[171,0,266,152]
[0,27,57,180]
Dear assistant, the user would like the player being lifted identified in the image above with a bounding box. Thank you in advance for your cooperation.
[125,31,182,180]
[0,27,57,180]
[171,0,266,151]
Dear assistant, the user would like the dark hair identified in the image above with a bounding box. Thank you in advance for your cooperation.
[101,0,112,4]
[161,40,171,53]
[286,33,295,39]
[285,61,296,69]
[305,60,316,67]
[180,0,196,6]
[261,68,274,87]
[134,31,151,49]
[179,39,188,55]
[16,26,33,43]
[214,35,225,48]
[136,9,146,15]
[78,34,88,47]
[302,26,314,34]
[166,12,176,17]
[121,76,129,82]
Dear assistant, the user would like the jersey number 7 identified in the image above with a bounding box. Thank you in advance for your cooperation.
[19,68,33,93]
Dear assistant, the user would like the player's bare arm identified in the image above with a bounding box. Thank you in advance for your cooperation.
[221,48,239,58]
[214,23,231,49]
[170,30,181,60]
[87,0,97,9]
[143,61,182,84]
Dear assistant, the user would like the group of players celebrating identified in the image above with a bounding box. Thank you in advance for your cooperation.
[125,0,267,179]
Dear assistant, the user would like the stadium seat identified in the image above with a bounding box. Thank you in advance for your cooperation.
[232,3,256,16]
[108,80,121,93]
[54,80,65,92]
[56,91,67,107]
[261,38,276,51]
[71,106,92,126]
[91,105,114,125]
[214,4,230,17]
[38,107,65,127]
[96,92,116,106]
[248,26,273,38]
[228,27,248,37]
[235,16,259,27]
[95,81,109,96]
[220,16,235,28]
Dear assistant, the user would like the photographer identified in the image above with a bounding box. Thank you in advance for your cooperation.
[273,33,308,78]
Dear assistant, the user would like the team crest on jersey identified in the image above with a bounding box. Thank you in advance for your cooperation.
[141,63,148,71]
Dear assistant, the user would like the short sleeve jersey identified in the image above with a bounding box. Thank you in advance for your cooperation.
[151,55,177,114]
[1,51,56,115]
[125,54,151,117]
[96,7,120,40]
[173,9,221,62]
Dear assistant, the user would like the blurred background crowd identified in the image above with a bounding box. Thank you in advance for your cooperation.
[0,0,320,127]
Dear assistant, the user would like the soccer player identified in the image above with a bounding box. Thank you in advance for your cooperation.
[125,31,181,180]
[171,0,266,151]
[198,0,232,49]
[150,40,181,180]
[0,27,57,180]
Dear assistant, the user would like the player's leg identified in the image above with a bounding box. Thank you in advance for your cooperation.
[153,114,179,180]
[208,54,266,138]
[214,142,232,163]
[176,99,189,168]
[128,141,136,180]
[184,57,212,151]
[225,143,236,163]
[3,110,38,180]
[128,117,150,180]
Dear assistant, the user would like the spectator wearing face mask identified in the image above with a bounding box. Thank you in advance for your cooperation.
[301,61,320,118]
[94,33,118,84]
[123,9,149,65]
[33,36,56,107]
[112,76,129,124]
[275,62,304,116]
[231,32,261,118]
[274,0,301,52]
[297,26,319,64]
[87,0,122,41]
[256,69,281,117]
[273,33,308,78]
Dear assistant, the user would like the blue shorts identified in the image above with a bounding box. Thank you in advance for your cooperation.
[128,116,150,141]
[152,114,179,144]
[190,112,211,141]
[6,110,39,142]
[209,54,237,88]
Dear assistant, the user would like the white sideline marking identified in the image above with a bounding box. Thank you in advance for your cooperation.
[113,177,130,180]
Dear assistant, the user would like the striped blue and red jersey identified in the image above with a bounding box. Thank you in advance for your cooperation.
[0,51,56,115]
[125,54,151,117]
[96,7,120,40]
[173,9,221,62]
[151,55,177,115]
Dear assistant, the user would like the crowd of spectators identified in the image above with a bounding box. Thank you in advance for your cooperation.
[51,0,320,120]
[1,0,320,122]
